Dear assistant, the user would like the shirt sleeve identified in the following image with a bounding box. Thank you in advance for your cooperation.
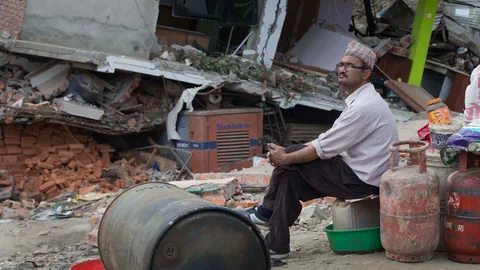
[311,106,372,159]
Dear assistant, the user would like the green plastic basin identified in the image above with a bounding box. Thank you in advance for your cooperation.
[324,224,384,254]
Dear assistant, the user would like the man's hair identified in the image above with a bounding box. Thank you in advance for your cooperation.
[360,60,373,81]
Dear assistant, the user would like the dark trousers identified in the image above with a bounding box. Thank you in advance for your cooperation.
[263,145,379,253]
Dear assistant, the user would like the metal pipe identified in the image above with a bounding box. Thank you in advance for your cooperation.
[225,26,235,56]
[231,31,253,56]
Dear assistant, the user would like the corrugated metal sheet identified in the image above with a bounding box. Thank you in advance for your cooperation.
[444,1,480,30]
[433,13,443,31]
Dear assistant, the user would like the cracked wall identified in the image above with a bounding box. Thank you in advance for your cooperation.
[20,0,160,59]
[251,0,287,68]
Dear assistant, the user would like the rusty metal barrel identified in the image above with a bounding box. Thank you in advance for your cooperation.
[380,141,439,262]
[446,152,480,263]
[98,182,271,270]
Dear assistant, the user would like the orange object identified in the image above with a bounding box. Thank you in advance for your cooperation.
[426,98,452,124]
[175,108,263,173]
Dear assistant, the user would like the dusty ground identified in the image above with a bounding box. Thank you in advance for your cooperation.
[0,214,475,270]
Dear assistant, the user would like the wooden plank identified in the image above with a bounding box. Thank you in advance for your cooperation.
[385,80,434,112]
[155,26,210,49]
[446,72,470,113]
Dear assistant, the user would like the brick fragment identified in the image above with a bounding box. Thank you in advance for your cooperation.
[38,162,54,170]
[23,147,40,156]
[21,136,37,146]
[6,145,22,154]
[45,157,60,167]
[400,34,413,48]
[1,208,31,220]
[0,180,12,186]
[203,195,227,206]
[4,137,21,145]
[391,46,409,57]
[3,129,21,138]
[79,185,97,195]
[7,163,24,171]
[54,144,69,150]
[68,161,76,169]
[2,155,18,164]
[69,144,85,150]
[34,151,49,162]
[58,151,75,159]
[40,181,56,192]
[25,158,41,165]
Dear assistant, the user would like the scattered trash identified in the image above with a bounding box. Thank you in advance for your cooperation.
[31,205,74,221]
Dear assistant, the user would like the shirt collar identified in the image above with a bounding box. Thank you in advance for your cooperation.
[344,83,372,107]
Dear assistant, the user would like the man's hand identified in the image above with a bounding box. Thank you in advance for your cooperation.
[267,143,290,167]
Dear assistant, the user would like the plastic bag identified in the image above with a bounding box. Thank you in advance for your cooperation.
[464,65,480,122]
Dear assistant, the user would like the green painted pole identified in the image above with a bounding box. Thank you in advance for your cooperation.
[407,0,439,86]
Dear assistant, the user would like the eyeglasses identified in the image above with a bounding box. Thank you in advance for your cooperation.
[336,62,368,71]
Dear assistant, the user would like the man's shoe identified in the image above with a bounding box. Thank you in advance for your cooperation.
[270,250,289,260]
[236,206,269,227]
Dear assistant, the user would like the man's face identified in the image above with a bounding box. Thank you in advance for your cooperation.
[337,55,370,87]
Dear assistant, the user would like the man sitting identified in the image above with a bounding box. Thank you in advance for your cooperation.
[237,40,399,259]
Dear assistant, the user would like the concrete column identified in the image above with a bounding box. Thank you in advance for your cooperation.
[407,0,439,86]
[249,0,288,68]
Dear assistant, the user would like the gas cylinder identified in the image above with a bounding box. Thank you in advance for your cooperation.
[446,151,480,263]
[380,141,439,262]
[426,148,458,251]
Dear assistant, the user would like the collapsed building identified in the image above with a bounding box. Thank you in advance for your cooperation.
[0,0,469,205]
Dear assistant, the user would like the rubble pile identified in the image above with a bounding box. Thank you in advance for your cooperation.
[157,45,333,95]
[0,62,170,135]
[0,123,153,219]
[363,34,413,58]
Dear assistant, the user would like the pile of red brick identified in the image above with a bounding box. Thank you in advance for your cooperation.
[0,123,146,202]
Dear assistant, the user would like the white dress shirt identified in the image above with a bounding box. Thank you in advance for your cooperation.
[311,83,399,187]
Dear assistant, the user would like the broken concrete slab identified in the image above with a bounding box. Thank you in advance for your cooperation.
[29,63,70,100]
[373,39,394,58]
[53,99,105,120]
[106,73,141,109]
[168,177,240,202]
[66,73,105,104]
[288,25,352,71]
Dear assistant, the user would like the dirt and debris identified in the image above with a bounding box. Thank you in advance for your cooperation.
[0,61,171,135]
[157,45,334,96]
